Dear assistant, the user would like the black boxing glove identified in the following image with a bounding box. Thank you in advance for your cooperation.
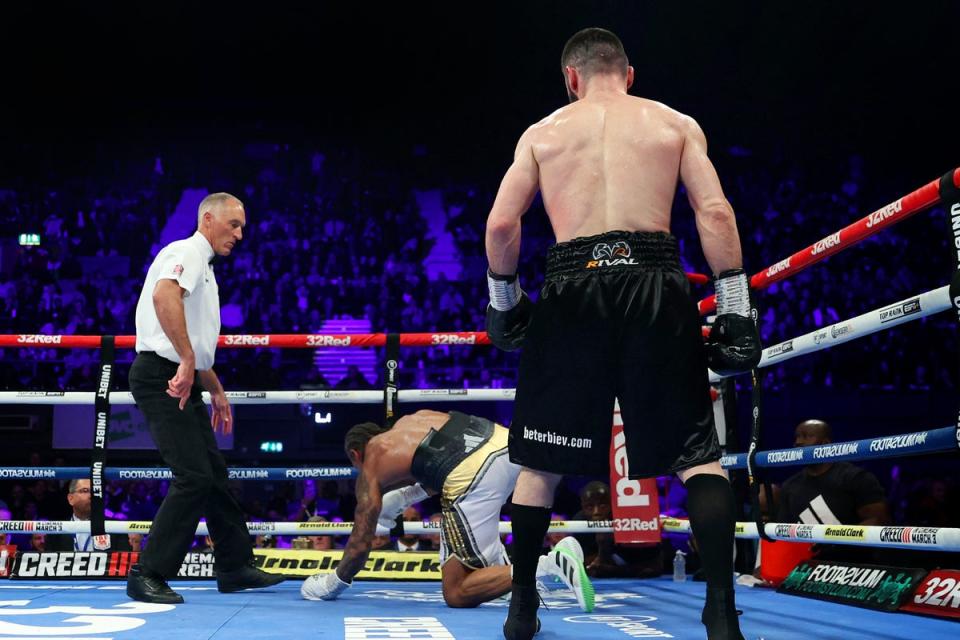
[485,269,533,351]
[706,268,762,375]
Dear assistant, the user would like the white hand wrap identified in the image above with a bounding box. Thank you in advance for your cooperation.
[378,483,429,531]
[487,269,523,311]
[301,571,351,601]
[714,269,752,317]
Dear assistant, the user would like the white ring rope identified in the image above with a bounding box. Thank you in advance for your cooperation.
[3,519,958,552]
[0,388,517,405]
[709,284,951,382]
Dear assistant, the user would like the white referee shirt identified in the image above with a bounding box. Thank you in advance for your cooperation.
[135,231,220,370]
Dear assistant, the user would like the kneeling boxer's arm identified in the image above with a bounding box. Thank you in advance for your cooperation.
[337,468,383,584]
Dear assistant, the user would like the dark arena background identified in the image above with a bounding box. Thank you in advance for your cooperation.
[0,2,958,639]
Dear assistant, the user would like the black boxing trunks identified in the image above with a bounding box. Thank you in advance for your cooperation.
[509,230,720,477]
[411,412,495,493]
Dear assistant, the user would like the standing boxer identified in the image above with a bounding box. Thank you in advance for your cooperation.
[484,28,760,639]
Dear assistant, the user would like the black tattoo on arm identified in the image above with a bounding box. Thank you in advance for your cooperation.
[336,470,382,582]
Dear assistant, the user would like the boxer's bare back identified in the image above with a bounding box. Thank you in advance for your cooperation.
[486,84,741,276]
[352,410,447,491]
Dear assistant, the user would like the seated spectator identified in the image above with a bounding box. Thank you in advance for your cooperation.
[30,534,46,552]
[371,533,392,551]
[307,515,335,551]
[336,365,372,390]
[45,479,132,552]
[395,505,423,552]
[255,534,278,549]
[128,533,145,552]
[197,535,215,553]
[0,506,11,547]
[574,481,664,578]
[775,419,890,563]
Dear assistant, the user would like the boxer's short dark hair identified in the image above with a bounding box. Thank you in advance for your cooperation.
[561,28,628,78]
[344,422,390,458]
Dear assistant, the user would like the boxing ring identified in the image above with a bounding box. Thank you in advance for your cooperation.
[2,578,956,639]
[1,168,959,638]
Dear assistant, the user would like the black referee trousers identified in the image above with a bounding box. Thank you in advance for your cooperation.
[129,352,253,579]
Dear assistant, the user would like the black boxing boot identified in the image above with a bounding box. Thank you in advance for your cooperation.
[503,584,541,640]
[702,587,745,640]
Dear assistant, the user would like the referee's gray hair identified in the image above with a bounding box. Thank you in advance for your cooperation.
[197,192,243,227]
[68,478,82,493]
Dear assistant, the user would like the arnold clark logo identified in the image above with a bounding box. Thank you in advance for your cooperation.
[879,298,921,324]
[878,527,939,545]
[824,526,866,540]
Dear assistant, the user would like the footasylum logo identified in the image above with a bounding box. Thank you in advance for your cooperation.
[780,561,920,609]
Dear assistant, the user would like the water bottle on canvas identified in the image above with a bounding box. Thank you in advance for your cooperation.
[672,550,687,582]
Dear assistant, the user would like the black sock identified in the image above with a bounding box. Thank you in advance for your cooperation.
[685,474,736,591]
[509,504,552,587]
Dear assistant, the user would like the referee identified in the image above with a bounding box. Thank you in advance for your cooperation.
[127,192,283,604]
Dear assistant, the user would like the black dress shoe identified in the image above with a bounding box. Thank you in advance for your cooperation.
[127,564,184,604]
[216,560,285,593]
